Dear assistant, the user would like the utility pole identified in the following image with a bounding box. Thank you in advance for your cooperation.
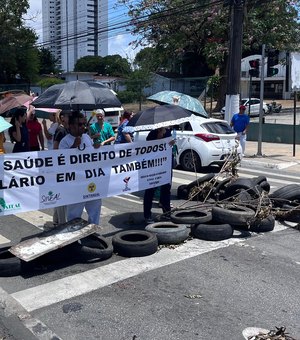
[224,0,245,123]
[257,44,265,156]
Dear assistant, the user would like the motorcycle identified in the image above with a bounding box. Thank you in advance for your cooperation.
[266,101,282,114]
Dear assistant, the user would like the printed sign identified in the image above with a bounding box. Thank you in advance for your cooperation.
[0,138,172,216]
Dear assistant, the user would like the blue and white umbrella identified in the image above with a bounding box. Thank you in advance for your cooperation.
[148,91,207,118]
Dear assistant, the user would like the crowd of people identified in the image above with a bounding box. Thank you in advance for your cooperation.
[3,106,175,227]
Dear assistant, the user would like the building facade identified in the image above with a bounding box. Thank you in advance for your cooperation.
[42,0,108,72]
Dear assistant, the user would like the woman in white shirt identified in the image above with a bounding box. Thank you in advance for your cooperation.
[42,111,60,150]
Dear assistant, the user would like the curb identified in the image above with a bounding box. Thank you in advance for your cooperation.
[241,158,298,170]
[0,287,62,340]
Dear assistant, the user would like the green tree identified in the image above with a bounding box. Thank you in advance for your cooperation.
[38,47,59,75]
[0,0,40,83]
[74,56,105,74]
[102,55,131,76]
[74,54,131,77]
[134,47,168,72]
[118,0,300,109]
[38,77,64,89]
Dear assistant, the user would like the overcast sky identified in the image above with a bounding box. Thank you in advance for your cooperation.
[27,0,139,60]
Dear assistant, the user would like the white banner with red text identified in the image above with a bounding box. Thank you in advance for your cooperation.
[0,138,172,216]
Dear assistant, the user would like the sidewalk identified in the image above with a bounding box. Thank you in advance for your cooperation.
[242,140,300,173]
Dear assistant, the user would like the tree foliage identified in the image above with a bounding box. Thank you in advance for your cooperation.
[121,0,300,67]
[38,77,64,89]
[38,48,59,75]
[74,54,132,77]
[0,0,40,83]
[119,0,300,106]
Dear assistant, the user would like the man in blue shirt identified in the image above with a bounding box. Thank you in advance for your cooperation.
[230,105,250,156]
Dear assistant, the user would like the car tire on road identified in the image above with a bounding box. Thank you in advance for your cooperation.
[191,222,233,241]
[0,247,21,277]
[112,230,158,257]
[145,222,189,244]
[249,215,275,232]
[212,205,255,228]
[78,234,113,261]
[170,208,212,225]
[269,184,300,207]
[177,184,189,199]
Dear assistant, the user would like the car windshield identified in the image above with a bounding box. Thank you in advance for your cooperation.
[241,99,247,105]
[203,122,235,134]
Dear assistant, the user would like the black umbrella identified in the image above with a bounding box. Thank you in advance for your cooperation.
[32,80,122,110]
[127,104,194,131]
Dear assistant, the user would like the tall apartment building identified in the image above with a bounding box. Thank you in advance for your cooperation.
[42,0,108,72]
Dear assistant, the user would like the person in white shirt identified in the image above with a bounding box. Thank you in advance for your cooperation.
[42,111,60,150]
[59,112,102,225]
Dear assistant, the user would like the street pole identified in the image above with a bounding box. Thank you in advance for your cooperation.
[224,0,244,123]
[257,44,265,156]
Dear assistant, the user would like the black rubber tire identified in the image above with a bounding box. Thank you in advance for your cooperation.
[112,230,158,257]
[212,205,255,228]
[234,190,252,203]
[180,150,202,172]
[269,184,300,207]
[145,222,189,244]
[170,208,212,225]
[186,173,215,190]
[177,184,189,199]
[223,178,262,199]
[259,180,271,193]
[252,176,267,185]
[249,215,275,232]
[0,247,21,277]
[213,177,232,200]
[277,203,300,223]
[192,222,233,241]
[20,242,81,273]
[78,234,113,261]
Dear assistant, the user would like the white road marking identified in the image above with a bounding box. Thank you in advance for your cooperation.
[11,223,287,312]
[15,211,52,230]
[0,235,10,245]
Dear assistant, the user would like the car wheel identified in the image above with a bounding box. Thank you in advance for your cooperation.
[180,150,202,172]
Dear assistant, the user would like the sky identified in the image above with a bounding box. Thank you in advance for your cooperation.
[26,0,140,61]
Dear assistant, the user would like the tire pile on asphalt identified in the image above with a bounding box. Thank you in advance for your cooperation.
[1,178,299,276]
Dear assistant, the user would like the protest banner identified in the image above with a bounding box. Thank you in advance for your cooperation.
[0,138,172,216]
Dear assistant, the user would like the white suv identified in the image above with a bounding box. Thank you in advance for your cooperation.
[221,98,268,117]
[135,116,242,172]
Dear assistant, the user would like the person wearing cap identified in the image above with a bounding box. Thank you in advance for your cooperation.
[230,105,250,156]
[89,109,115,146]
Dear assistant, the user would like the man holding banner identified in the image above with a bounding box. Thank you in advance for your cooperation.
[59,112,102,225]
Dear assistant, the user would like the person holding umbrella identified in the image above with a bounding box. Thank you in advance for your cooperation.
[59,111,102,225]
[143,127,175,224]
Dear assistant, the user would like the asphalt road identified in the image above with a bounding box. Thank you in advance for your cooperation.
[0,164,300,340]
